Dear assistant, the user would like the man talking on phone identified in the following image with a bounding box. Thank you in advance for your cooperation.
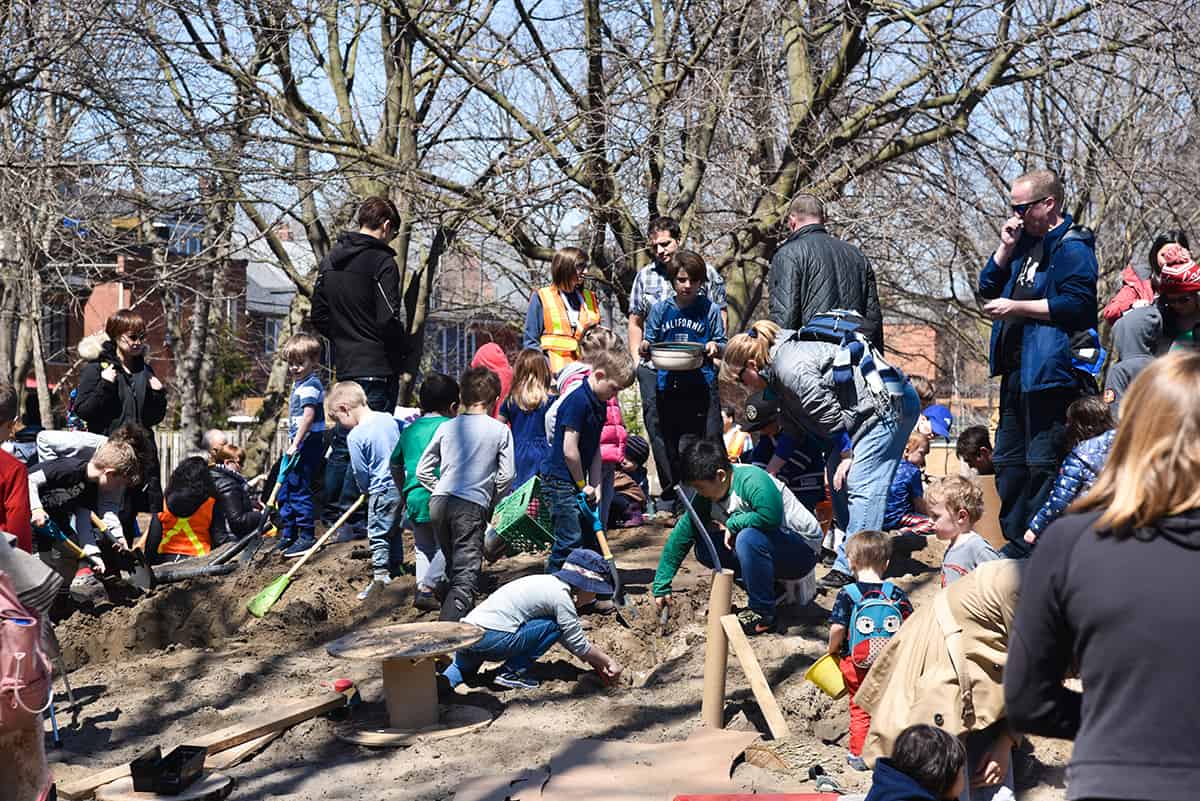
[977,169,1098,557]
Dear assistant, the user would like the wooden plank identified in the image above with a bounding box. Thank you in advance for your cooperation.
[59,692,347,800]
[95,773,232,801]
[719,615,792,740]
[203,731,280,770]
[184,691,347,752]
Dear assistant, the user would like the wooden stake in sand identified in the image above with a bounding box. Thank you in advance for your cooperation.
[701,569,735,729]
[720,613,792,739]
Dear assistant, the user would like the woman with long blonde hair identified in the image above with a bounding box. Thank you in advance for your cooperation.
[722,318,920,589]
[498,349,554,492]
[1007,350,1200,801]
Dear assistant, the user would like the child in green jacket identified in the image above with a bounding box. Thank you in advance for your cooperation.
[652,439,821,635]
[390,373,458,611]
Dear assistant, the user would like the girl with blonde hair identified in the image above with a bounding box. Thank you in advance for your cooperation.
[499,349,555,492]
[722,318,920,589]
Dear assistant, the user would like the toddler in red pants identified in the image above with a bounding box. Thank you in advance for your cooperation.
[826,529,913,771]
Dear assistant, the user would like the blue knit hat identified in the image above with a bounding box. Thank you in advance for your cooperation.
[553,548,614,595]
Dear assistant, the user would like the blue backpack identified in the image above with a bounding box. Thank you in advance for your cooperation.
[845,581,904,668]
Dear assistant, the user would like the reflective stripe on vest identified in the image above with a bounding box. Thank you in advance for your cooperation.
[538,286,600,373]
[157,497,216,557]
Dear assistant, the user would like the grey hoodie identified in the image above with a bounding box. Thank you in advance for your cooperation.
[1104,304,1162,411]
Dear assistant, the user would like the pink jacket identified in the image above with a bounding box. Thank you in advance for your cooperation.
[600,397,627,465]
[1101,263,1155,325]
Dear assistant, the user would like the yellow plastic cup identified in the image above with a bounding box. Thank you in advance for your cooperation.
[804,653,848,699]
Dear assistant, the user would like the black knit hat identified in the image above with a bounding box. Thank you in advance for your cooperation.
[625,435,650,466]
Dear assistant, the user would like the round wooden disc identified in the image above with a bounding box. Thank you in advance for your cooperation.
[96,773,233,801]
[336,703,495,748]
[326,621,484,661]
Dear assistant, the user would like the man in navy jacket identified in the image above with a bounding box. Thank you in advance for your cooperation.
[978,169,1097,556]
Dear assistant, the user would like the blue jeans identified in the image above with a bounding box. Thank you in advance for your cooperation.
[544,475,597,574]
[695,526,819,621]
[442,618,562,686]
[323,376,398,533]
[278,435,325,543]
[993,373,1076,557]
[367,483,403,574]
[833,384,921,575]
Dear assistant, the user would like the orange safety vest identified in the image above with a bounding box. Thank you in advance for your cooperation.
[157,497,216,558]
[538,286,600,374]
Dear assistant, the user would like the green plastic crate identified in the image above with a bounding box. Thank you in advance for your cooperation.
[492,476,554,554]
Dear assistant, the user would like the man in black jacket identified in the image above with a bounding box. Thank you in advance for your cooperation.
[768,194,883,351]
[311,196,407,535]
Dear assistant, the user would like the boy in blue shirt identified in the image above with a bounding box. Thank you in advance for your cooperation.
[326,380,403,598]
[278,334,327,556]
[639,250,726,498]
[543,348,635,573]
[882,432,933,535]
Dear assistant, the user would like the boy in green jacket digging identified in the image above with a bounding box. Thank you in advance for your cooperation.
[653,439,821,635]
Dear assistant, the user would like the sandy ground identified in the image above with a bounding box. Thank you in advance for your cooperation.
[48,523,1072,800]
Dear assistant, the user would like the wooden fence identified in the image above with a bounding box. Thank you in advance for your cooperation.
[155,426,291,484]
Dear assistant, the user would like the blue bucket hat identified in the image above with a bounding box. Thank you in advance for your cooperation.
[553,548,614,595]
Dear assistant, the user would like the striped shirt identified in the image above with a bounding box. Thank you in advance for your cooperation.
[289,373,326,440]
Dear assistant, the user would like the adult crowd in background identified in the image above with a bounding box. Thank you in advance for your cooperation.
[6,169,1200,801]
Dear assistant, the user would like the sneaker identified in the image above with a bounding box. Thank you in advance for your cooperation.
[818,569,854,590]
[282,537,316,558]
[357,574,393,601]
[494,671,539,690]
[274,536,296,553]
[736,609,774,636]
[820,548,837,567]
[846,753,869,772]
[413,589,441,612]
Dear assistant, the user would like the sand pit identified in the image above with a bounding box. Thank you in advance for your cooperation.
[48,526,1071,801]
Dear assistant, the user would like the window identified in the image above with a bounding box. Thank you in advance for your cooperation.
[41,306,69,364]
[264,317,282,355]
[225,298,240,328]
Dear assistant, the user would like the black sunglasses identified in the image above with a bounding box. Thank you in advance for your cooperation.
[1010,195,1050,215]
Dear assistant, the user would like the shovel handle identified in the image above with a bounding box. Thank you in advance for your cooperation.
[576,492,613,559]
[266,453,292,509]
[283,494,365,580]
[90,512,107,532]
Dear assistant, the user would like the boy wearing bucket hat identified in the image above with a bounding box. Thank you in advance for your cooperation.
[442,548,623,691]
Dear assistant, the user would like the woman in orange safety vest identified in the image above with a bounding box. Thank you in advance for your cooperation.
[522,247,601,375]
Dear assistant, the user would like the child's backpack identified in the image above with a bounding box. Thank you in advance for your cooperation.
[845,581,904,669]
[794,310,909,423]
[0,570,53,731]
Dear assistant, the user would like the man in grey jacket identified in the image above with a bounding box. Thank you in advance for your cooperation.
[768,194,883,351]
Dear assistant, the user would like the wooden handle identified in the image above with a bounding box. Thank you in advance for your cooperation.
[266,477,284,509]
[266,454,291,509]
[90,512,106,532]
[283,494,365,580]
[721,614,792,738]
[594,528,614,561]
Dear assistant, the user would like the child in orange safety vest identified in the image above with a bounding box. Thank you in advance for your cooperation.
[144,456,222,565]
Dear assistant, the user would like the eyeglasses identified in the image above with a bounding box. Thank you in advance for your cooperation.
[1010,196,1050,216]
[124,331,147,343]
[1162,294,1197,308]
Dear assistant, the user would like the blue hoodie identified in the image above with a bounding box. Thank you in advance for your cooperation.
[864,759,941,801]
[978,215,1098,392]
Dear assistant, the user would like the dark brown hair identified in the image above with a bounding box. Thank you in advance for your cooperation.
[357,196,401,232]
[647,216,680,241]
[891,724,966,799]
[105,308,146,342]
[1064,395,1114,454]
[460,366,502,408]
[673,250,707,284]
[550,247,588,292]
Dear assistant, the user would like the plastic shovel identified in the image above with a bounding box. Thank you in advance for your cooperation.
[576,492,637,624]
[89,512,155,591]
[247,494,365,618]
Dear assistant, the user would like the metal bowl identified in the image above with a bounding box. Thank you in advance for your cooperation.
[650,342,705,371]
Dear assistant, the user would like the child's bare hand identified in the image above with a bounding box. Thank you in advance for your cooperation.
[582,485,598,504]
[704,341,719,358]
[100,366,117,383]
[654,594,671,611]
[1023,529,1037,544]
[31,510,48,528]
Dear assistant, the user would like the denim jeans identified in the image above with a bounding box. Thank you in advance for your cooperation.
[833,383,921,575]
[429,495,489,621]
[323,375,398,533]
[993,373,1076,556]
[367,483,403,574]
[412,520,446,591]
[543,475,597,574]
[278,435,325,543]
[694,525,819,621]
[441,618,562,686]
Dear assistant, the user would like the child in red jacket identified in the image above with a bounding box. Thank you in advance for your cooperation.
[599,395,627,530]
[0,383,31,552]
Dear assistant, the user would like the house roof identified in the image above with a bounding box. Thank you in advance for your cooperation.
[233,233,314,316]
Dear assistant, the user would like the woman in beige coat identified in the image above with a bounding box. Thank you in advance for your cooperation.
[855,559,1023,801]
